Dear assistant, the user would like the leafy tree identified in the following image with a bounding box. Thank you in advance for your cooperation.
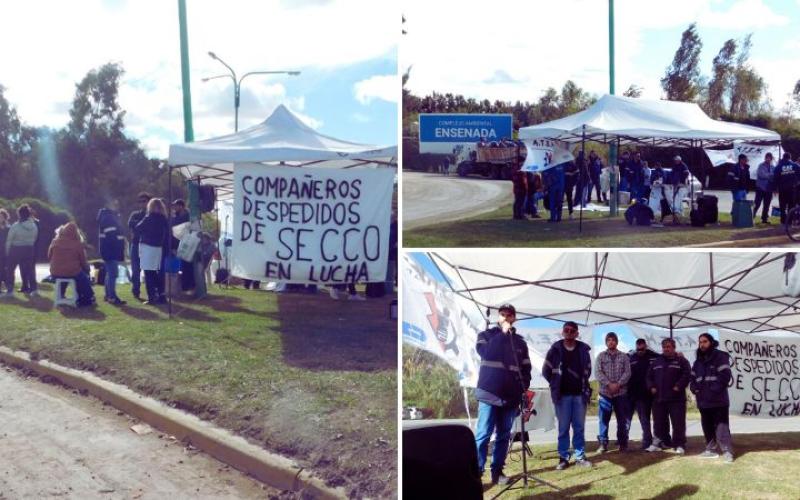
[623,84,643,98]
[661,23,703,102]
[704,39,737,118]
[729,34,768,117]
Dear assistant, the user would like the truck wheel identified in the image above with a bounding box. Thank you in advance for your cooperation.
[492,165,502,180]
[457,163,469,177]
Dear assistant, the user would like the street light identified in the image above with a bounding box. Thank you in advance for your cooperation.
[204,51,300,132]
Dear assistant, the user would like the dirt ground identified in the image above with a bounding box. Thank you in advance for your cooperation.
[0,366,282,500]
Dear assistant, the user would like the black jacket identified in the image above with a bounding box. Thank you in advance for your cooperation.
[97,208,125,262]
[727,163,750,191]
[475,326,532,407]
[690,348,732,409]
[542,339,592,404]
[628,349,659,399]
[647,354,691,402]
[134,212,170,249]
[128,209,147,246]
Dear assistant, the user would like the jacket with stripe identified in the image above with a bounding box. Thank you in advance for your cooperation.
[97,208,125,262]
[690,348,732,409]
[646,354,691,402]
[475,326,532,407]
[542,339,593,405]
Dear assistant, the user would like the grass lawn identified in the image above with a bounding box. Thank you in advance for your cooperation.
[0,282,397,499]
[483,432,800,499]
[403,202,787,248]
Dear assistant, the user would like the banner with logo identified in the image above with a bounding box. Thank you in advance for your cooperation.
[704,143,781,167]
[521,139,574,172]
[232,163,393,284]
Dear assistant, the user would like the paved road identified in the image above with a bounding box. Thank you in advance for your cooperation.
[404,415,800,446]
[403,172,509,230]
[0,367,271,499]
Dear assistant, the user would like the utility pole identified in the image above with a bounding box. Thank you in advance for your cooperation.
[608,0,618,217]
[178,0,194,142]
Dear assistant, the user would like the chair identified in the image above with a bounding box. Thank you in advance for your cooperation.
[54,278,77,307]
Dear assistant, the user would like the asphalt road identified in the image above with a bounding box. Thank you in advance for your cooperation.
[404,415,800,446]
[0,367,272,499]
[402,172,510,230]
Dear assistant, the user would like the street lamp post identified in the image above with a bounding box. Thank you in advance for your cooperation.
[204,51,300,132]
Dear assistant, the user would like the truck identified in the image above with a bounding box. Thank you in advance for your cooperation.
[454,141,527,180]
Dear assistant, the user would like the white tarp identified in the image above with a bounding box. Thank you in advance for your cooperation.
[431,252,800,334]
[168,104,396,200]
[521,139,574,172]
[722,330,800,418]
[704,142,782,167]
[519,95,780,147]
[232,163,394,284]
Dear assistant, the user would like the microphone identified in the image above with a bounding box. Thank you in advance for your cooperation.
[510,327,516,335]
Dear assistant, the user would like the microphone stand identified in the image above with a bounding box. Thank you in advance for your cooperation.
[491,327,560,498]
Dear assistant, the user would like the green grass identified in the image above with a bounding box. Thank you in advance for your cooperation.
[484,432,800,499]
[0,283,397,499]
[403,202,786,248]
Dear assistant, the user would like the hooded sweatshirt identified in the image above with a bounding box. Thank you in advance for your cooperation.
[5,218,38,254]
[48,223,89,277]
[690,347,732,409]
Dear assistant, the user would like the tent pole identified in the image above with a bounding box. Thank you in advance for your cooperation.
[168,165,173,319]
[580,125,586,233]
[464,387,472,428]
[669,314,673,339]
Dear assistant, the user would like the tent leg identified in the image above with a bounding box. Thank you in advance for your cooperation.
[580,126,586,233]
[168,165,173,320]
[464,387,472,428]
[669,314,673,339]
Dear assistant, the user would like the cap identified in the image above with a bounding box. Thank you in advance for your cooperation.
[498,304,516,315]
[673,155,682,161]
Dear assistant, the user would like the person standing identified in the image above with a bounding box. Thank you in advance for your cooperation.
[627,339,659,450]
[97,200,126,305]
[669,156,690,225]
[543,321,593,470]
[629,152,646,202]
[511,166,528,220]
[171,199,196,292]
[690,333,734,463]
[595,332,631,453]
[134,199,170,305]
[474,304,532,486]
[727,154,750,213]
[0,209,10,295]
[5,204,39,297]
[588,151,603,203]
[753,152,775,224]
[525,171,543,219]
[619,150,632,194]
[774,152,800,224]
[442,156,450,176]
[646,338,691,454]
[546,163,566,223]
[127,192,151,301]
[564,161,578,219]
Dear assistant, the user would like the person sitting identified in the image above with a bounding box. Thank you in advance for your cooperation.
[48,222,95,307]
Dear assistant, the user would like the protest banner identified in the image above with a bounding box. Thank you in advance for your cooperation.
[521,139,574,172]
[232,163,394,284]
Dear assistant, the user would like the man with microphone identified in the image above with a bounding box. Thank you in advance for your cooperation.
[474,304,532,486]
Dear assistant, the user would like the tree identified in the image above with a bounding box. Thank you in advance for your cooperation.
[704,39,737,118]
[622,84,643,98]
[729,34,768,117]
[0,85,38,199]
[661,23,703,102]
[68,63,126,142]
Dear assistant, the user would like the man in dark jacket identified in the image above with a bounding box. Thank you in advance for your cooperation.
[690,333,734,463]
[127,192,151,301]
[775,152,800,224]
[474,304,532,485]
[628,339,659,450]
[543,321,593,470]
[564,161,578,219]
[511,167,528,220]
[588,151,603,203]
[646,338,691,454]
[97,201,126,305]
[727,154,750,209]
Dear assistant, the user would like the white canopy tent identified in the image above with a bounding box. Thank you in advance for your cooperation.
[429,252,800,334]
[519,94,781,148]
[167,104,397,199]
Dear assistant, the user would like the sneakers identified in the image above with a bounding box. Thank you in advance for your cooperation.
[556,458,569,470]
[699,450,719,459]
[575,458,592,468]
[618,444,628,453]
[598,442,608,453]
[675,447,685,455]
[646,445,663,452]
[490,471,510,485]
[723,452,734,463]
[29,290,39,298]
[348,294,366,301]
[105,297,126,305]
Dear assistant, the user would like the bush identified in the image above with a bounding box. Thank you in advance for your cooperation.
[403,345,477,418]
[0,197,74,262]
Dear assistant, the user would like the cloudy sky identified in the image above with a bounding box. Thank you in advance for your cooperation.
[402,0,800,112]
[1,0,398,158]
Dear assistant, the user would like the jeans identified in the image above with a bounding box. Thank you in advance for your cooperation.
[104,260,119,300]
[653,399,686,448]
[549,187,564,221]
[7,245,37,293]
[526,192,540,216]
[629,396,654,448]
[513,193,526,219]
[700,406,733,454]
[555,395,587,460]
[597,394,631,447]
[130,244,142,297]
[753,189,773,222]
[474,401,517,475]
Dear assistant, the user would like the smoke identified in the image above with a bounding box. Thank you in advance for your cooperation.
[36,129,68,209]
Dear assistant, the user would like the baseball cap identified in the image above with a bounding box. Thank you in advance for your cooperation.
[498,304,516,315]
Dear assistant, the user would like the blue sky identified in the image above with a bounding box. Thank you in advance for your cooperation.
[403,0,800,113]
[1,0,398,158]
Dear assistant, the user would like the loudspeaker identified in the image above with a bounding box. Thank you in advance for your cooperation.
[199,185,216,213]
[403,424,483,500]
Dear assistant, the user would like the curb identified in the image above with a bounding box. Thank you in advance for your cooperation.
[688,235,794,248]
[0,346,348,500]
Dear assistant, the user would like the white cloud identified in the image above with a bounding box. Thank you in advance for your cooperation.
[354,75,399,105]
[2,0,395,157]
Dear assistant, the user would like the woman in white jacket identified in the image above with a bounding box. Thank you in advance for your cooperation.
[4,204,39,297]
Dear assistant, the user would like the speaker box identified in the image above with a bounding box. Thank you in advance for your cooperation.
[199,185,216,213]
[403,424,483,500]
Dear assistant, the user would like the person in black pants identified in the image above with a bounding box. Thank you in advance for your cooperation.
[564,161,578,219]
[690,333,734,463]
[774,152,800,224]
[134,199,170,305]
[646,338,691,454]
[627,339,659,450]
[127,192,151,300]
